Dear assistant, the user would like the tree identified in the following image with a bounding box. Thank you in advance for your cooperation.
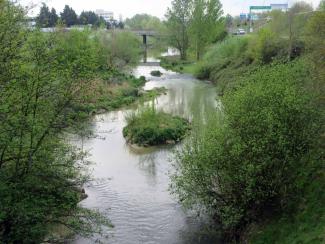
[304,6,325,103]
[189,0,223,60]
[125,14,163,31]
[189,0,205,60]
[60,5,78,27]
[49,8,58,27]
[165,0,192,60]
[101,31,141,68]
[36,3,50,27]
[319,0,325,10]
[79,11,103,26]
[117,21,124,29]
[287,2,313,59]
[0,2,111,242]
[225,14,233,29]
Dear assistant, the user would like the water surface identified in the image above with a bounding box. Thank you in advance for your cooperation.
[74,64,220,244]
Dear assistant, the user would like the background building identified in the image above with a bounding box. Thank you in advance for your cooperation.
[270,3,289,11]
[95,9,114,22]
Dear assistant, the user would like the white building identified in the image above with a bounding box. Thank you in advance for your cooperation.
[271,3,289,11]
[95,9,114,22]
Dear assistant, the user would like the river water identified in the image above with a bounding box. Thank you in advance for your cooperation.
[74,63,220,244]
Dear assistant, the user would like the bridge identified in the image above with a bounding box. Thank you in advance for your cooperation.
[107,29,158,63]
[130,30,158,63]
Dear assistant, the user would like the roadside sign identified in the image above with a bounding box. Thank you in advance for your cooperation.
[250,6,272,10]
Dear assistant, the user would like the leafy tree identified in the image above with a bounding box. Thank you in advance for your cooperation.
[287,2,313,59]
[60,5,78,27]
[189,0,224,60]
[79,11,103,26]
[224,14,233,29]
[36,3,51,27]
[125,14,163,31]
[304,7,325,104]
[0,2,111,242]
[165,0,192,60]
[103,31,141,68]
[319,0,325,10]
[117,21,125,29]
[49,7,58,27]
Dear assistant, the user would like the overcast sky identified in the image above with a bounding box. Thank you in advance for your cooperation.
[21,0,321,19]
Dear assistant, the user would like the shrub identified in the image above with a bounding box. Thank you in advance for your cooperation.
[248,29,288,64]
[171,60,321,238]
[194,36,251,83]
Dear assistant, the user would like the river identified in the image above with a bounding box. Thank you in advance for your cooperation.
[73,62,221,244]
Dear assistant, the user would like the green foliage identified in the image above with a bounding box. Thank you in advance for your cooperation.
[165,0,225,61]
[303,9,325,106]
[192,1,320,88]
[189,0,224,60]
[60,5,78,27]
[248,29,288,64]
[165,0,192,60]
[319,0,325,10]
[0,1,143,242]
[36,3,50,27]
[250,171,325,243]
[150,70,163,77]
[125,14,164,31]
[0,0,26,82]
[36,3,59,27]
[79,11,106,27]
[49,8,59,27]
[94,30,141,69]
[109,31,141,68]
[123,106,190,146]
[171,60,321,238]
[194,36,256,92]
[159,56,196,74]
[124,14,168,54]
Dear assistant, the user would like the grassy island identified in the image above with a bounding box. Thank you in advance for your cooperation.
[123,107,190,146]
[150,70,163,77]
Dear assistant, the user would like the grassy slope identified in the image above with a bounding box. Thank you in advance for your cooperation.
[162,37,324,242]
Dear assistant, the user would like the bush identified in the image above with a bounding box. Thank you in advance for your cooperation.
[248,29,288,64]
[194,36,252,85]
[123,106,190,146]
[171,60,321,238]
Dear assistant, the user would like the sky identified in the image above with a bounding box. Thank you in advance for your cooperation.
[21,0,321,19]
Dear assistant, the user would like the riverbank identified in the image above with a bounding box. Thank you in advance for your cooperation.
[69,72,167,133]
[159,56,198,75]
[168,31,324,242]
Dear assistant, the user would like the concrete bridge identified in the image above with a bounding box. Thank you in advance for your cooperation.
[129,30,158,63]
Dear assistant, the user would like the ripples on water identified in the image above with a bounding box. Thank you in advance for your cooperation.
[73,63,221,244]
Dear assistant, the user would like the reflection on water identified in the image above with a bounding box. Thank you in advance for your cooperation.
[74,64,220,244]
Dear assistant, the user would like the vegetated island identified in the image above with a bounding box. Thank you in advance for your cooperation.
[123,107,190,147]
[150,70,163,77]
